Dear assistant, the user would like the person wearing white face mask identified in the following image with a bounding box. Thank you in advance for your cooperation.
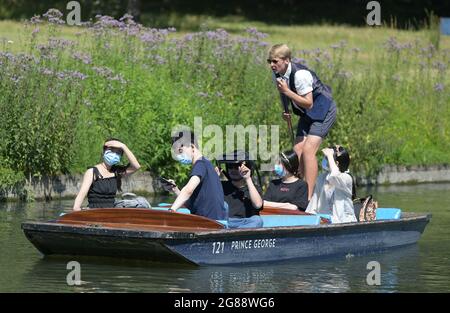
[72,138,141,211]
[306,145,357,223]
[263,150,309,211]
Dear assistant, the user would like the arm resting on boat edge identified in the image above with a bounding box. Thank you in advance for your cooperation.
[170,176,201,212]
[263,200,298,210]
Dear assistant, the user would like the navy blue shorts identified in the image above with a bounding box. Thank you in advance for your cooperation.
[296,103,337,138]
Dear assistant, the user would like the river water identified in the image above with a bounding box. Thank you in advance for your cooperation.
[0,183,449,293]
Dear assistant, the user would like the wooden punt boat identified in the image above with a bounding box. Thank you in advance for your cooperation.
[22,207,431,265]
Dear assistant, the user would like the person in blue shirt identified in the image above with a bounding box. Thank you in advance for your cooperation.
[164,130,226,221]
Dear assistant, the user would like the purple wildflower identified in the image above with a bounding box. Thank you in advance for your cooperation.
[0,52,16,62]
[292,57,307,65]
[92,66,114,77]
[56,72,66,80]
[72,52,92,65]
[41,68,53,76]
[30,15,42,24]
[48,37,75,49]
[299,49,311,57]
[125,25,140,36]
[434,83,444,92]
[17,53,37,64]
[94,15,125,29]
[43,9,65,25]
[10,75,21,84]
[245,27,268,40]
[119,14,136,25]
[385,37,403,52]
[140,29,168,45]
[313,48,322,56]
[68,70,88,80]
[110,74,126,84]
[154,55,166,65]
[433,61,447,73]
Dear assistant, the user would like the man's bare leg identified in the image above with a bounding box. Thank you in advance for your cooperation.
[302,135,323,200]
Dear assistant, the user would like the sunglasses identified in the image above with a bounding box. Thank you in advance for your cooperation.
[227,161,247,169]
[267,59,281,64]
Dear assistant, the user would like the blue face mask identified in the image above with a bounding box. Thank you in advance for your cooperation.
[103,150,121,166]
[176,153,192,165]
[321,158,329,172]
[274,164,287,177]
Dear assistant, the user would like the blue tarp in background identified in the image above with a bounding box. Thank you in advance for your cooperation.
[441,18,450,35]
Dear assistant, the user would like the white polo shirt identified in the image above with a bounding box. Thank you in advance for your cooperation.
[273,62,314,96]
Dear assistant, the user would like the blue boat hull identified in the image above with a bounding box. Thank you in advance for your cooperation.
[22,213,430,265]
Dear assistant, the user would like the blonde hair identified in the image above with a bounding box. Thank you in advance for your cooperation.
[268,44,291,61]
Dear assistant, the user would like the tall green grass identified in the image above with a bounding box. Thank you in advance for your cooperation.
[0,10,449,198]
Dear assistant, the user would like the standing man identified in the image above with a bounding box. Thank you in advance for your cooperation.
[268,44,337,200]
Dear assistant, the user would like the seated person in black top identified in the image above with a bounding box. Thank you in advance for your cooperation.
[264,150,309,211]
[72,138,141,211]
[218,150,264,228]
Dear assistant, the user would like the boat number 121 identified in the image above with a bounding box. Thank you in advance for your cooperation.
[212,242,225,254]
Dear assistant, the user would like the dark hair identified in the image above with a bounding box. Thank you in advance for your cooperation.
[171,130,199,149]
[103,137,124,155]
[218,150,262,185]
[334,146,350,172]
[333,145,356,200]
[280,150,299,177]
[101,137,126,192]
[221,150,254,170]
[222,150,254,178]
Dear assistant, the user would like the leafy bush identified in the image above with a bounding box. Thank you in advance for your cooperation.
[0,9,448,193]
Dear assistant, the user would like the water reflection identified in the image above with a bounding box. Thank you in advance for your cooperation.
[18,244,423,293]
[1,184,450,292]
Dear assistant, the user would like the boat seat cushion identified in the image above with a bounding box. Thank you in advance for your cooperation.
[376,208,402,220]
[261,215,321,227]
